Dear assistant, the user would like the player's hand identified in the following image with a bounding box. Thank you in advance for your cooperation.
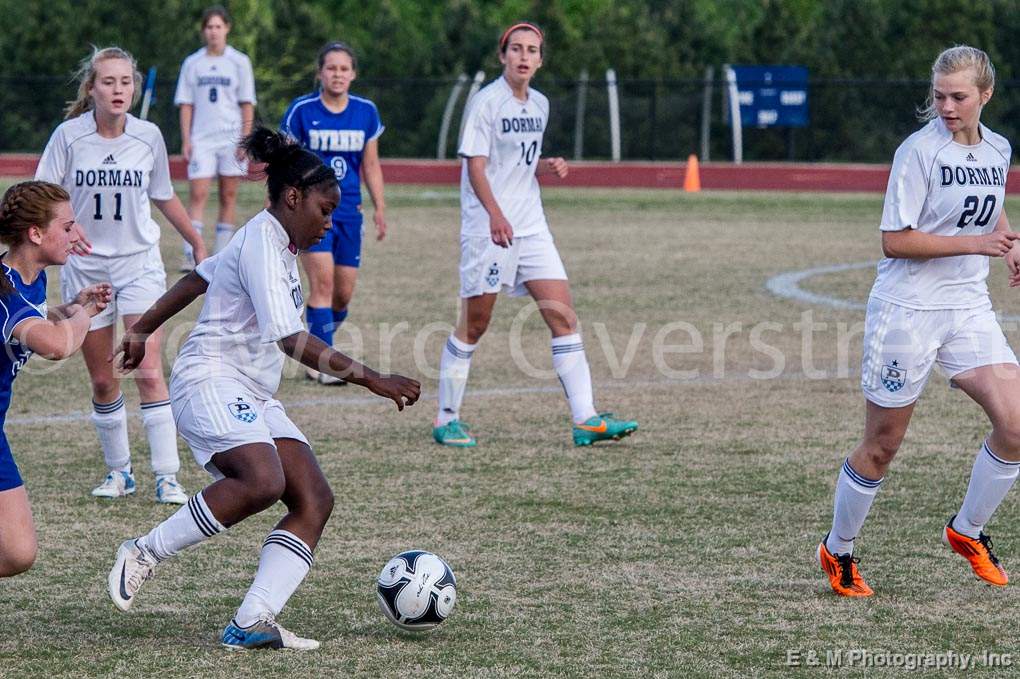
[974,231,1020,257]
[374,209,387,241]
[70,222,92,256]
[74,283,113,317]
[1007,246,1020,287]
[182,140,193,162]
[545,157,569,178]
[191,238,209,264]
[489,214,514,248]
[112,329,149,373]
[365,373,421,411]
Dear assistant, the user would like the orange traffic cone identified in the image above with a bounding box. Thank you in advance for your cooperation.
[683,154,701,192]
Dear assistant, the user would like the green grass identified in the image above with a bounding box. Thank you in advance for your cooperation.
[4,182,1020,676]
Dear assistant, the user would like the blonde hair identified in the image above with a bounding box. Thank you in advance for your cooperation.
[64,46,142,119]
[919,45,995,121]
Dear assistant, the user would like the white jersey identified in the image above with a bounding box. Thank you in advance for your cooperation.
[459,76,550,238]
[171,210,304,402]
[870,118,1011,310]
[36,112,174,258]
[174,45,256,144]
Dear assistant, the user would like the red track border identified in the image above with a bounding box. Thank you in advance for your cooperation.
[3,154,1018,193]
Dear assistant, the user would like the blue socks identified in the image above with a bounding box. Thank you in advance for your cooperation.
[306,306,349,346]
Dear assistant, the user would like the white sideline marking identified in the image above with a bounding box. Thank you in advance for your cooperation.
[765,261,1020,322]
[5,372,850,427]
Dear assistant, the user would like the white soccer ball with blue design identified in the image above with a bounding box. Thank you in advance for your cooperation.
[376,550,457,631]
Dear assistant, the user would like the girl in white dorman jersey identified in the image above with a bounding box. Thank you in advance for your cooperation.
[818,46,1020,598]
[175,5,256,268]
[106,128,419,650]
[36,46,207,505]
[432,22,637,448]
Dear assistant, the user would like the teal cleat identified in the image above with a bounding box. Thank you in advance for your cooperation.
[221,614,320,651]
[432,420,477,447]
[572,413,638,446]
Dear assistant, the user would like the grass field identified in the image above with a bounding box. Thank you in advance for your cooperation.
[5,182,1020,677]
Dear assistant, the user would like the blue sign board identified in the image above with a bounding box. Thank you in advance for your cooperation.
[731,65,808,128]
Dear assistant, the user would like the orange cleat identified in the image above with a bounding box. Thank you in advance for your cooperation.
[943,516,1008,586]
[816,535,874,597]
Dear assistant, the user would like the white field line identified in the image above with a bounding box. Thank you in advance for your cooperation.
[6,372,854,427]
[765,260,1020,322]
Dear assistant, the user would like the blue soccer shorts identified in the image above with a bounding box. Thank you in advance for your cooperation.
[0,434,24,491]
[307,216,364,268]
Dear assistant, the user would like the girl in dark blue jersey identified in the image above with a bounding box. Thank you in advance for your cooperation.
[0,181,111,577]
[281,41,387,384]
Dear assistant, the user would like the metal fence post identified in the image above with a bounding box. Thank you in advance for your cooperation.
[456,70,486,146]
[437,73,468,159]
[724,65,742,164]
[700,66,714,161]
[574,69,588,160]
[607,68,621,162]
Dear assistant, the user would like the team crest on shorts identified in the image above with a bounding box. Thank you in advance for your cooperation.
[227,397,258,423]
[486,262,500,287]
[881,362,906,392]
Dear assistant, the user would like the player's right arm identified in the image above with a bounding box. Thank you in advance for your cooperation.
[277,331,420,410]
[115,268,211,372]
[465,156,513,247]
[179,105,194,161]
[879,140,1019,259]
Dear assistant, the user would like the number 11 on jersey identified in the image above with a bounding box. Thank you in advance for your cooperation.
[93,193,123,221]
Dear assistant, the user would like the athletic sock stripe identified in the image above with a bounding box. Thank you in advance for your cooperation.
[264,531,314,562]
[551,343,584,354]
[263,536,313,568]
[983,442,1020,467]
[93,395,125,413]
[188,496,219,537]
[843,459,883,488]
[445,339,474,359]
[263,532,314,567]
[140,399,172,410]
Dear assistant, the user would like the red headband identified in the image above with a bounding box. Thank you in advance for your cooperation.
[499,22,543,51]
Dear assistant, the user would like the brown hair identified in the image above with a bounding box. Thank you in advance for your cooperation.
[318,41,358,71]
[202,5,231,28]
[919,45,996,121]
[64,46,143,119]
[0,181,71,295]
[499,21,544,55]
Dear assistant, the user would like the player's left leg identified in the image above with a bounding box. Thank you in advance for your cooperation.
[183,175,213,272]
[227,435,332,650]
[943,363,1020,586]
[525,277,638,446]
[214,174,241,253]
[0,485,37,577]
[121,314,186,505]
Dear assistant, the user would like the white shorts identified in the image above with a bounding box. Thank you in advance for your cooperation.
[171,378,309,480]
[861,297,1018,408]
[188,138,248,180]
[61,246,167,330]
[459,230,567,298]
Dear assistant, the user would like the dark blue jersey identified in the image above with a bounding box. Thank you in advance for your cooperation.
[281,93,383,221]
[0,263,46,437]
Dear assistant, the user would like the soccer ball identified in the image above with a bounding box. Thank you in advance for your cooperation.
[376,550,457,631]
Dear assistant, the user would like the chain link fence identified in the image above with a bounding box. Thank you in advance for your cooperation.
[3,74,1020,163]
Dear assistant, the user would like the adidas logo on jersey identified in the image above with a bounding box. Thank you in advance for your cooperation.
[102,154,116,165]
[966,153,978,162]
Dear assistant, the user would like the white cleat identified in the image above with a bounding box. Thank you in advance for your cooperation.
[108,539,157,612]
[305,367,346,386]
[221,613,320,650]
[155,475,188,505]
[92,470,136,498]
[179,248,196,272]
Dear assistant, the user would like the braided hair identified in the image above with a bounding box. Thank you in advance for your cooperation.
[0,181,71,295]
[241,127,336,204]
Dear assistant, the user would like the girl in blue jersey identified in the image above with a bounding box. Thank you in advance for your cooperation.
[281,41,387,384]
[0,181,111,577]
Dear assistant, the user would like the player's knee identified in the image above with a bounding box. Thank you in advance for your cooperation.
[0,542,36,577]
[307,485,334,527]
[863,433,902,467]
[465,316,491,343]
[90,377,120,402]
[245,469,286,511]
[133,374,167,399]
[994,414,1020,452]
